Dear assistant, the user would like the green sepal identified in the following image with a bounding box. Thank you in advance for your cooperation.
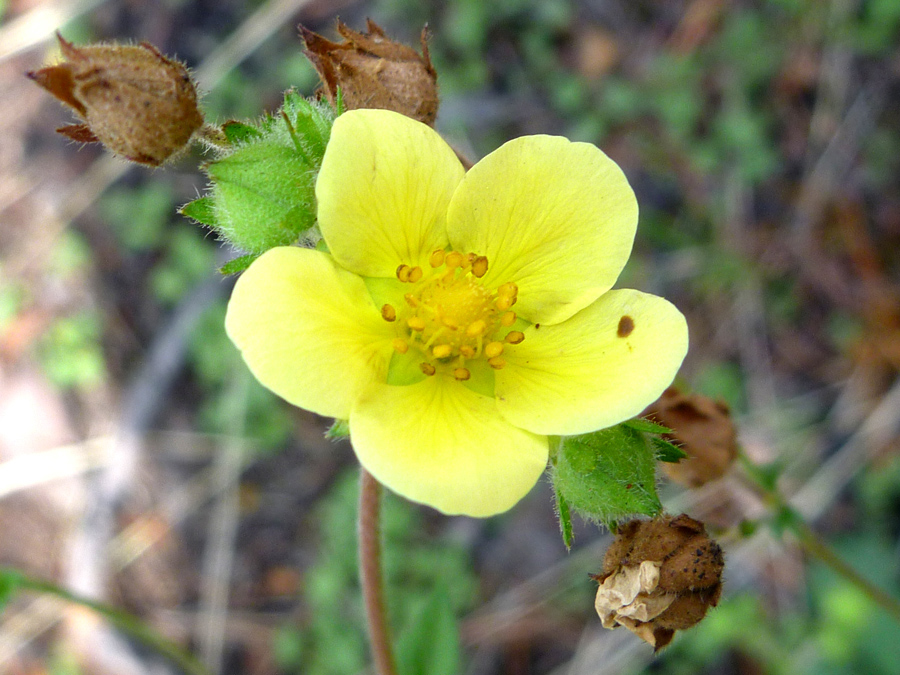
[219,254,258,276]
[551,423,662,532]
[195,93,337,255]
[622,418,672,435]
[178,196,217,228]
[553,481,574,550]
[651,436,687,463]
[326,419,350,439]
[222,120,264,144]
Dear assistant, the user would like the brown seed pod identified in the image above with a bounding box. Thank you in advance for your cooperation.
[299,19,439,126]
[593,514,724,651]
[28,33,204,166]
[645,386,738,487]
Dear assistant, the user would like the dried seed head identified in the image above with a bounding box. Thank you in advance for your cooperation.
[593,514,724,651]
[645,387,738,487]
[299,19,439,126]
[28,33,204,166]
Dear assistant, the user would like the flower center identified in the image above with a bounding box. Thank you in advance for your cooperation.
[381,249,525,380]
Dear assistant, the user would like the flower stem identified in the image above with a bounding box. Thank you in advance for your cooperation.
[3,568,209,675]
[738,454,900,624]
[358,468,399,675]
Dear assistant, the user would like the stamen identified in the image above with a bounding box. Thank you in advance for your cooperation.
[445,251,464,269]
[432,344,452,359]
[466,319,487,337]
[505,330,525,344]
[488,356,506,369]
[429,249,446,268]
[484,341,504,359]
[396,264,411,282]
[407,266,423,283]
[500,311,517,326]
[408,317,426,331]
[404,293,418,307]
[471,256,489,278]
[453,367,471,381]
[420,363,436,376]
[392,338,409,354]
[459,345,476,358]
[495,296,513,311]
[381,304,396,322]
[462,253,475,269]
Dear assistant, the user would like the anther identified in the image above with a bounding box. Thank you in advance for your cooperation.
[466,319,487,337]
[500,311,517,326]
[407,266,423,283]
[497,282,518,297]
[396,264,411,282]
[429,249,445,268]
[459,345,476,358]
[445,251,464,269]
[381,304,396,322]
[404,293,418,307]
[453,367,471,381]
[495,296,513,311]
[471,256,489,278]
[488,356,506,369]
[392,338,409,354]
[408,317,426,331]
[484,341,504,359]
[432,344,452,359]
[420,363,436,376]
[505,330,525,344]
[463,252,476,268]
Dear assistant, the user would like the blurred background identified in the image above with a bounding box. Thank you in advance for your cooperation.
[2,0,900,673]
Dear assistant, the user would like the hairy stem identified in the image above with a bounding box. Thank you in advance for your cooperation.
[3,568,209,675]
[358,468,399,675]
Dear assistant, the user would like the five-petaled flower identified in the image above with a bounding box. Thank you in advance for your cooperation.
[226,109,688,517]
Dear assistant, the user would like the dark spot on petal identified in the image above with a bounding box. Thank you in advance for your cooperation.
[617,315,635,337]
[534,323,540,329]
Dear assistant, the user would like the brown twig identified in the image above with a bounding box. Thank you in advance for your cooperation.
[358,468,399,675]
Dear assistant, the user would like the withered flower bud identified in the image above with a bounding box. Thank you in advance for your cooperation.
[300,20,439,126]
[592,514,724,651]
[645,387,737,487]
[28,33,204,166]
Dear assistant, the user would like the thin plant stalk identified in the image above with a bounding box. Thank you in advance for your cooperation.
[358,468,399,675]
[3,569,209,675]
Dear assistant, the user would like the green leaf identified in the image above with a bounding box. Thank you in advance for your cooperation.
[0,568,24,611]
[554,482,574,549]
[396,587,461,675]
[218,254,258,276]
[222,120,263,144]
[178,196,218,228]
[552,424,662,528]
[650,436,687,463]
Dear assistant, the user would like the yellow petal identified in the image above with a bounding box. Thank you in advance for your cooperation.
[446,135,638,325]
[225,247,394,419]
[350,376,548,517]
[495,290,688,436]
[316,109,465,278]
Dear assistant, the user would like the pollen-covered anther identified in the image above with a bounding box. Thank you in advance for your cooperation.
[505,330,525,344]
[453,367,471,381]
[445,251,464,269]
[396,264,412,282]
[381,304,396,322]
[407,266,423,283]
[420,363,436,376]
[488,356,506,370]
[459,345,476,358]
[484,341,504,359]
[432,344,452,359]
[392,338,409,354]
[466,319,487,337]
[429,249,445,268]
[471,256,489,278]
[408,317,426,331]
[500,311,517,327]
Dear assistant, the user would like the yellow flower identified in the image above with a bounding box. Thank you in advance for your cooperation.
[226,109,688,517]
